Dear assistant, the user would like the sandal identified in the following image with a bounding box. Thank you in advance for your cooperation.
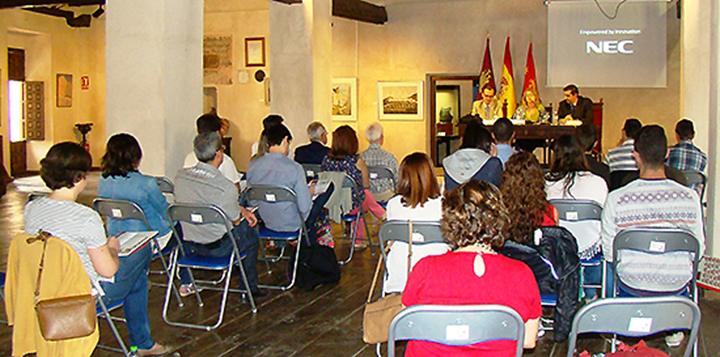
[138,343,171,356]
[179,284,198,297]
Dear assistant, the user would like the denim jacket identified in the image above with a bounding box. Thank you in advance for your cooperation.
[98,171,171,237]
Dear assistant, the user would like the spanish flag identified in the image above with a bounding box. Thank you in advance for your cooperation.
[477,37,496,100]
[498,37,517,117]
[522,42,539,101]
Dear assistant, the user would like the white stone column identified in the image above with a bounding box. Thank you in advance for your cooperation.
[707,0,720,256]
[105,0,202,176]
[269,0,332,147]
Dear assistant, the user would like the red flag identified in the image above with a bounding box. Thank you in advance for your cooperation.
[498,37,517,116]
[522,42,539,102]
[477,37,496,100]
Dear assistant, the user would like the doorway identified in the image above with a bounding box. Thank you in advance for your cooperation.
[8,47,27,176]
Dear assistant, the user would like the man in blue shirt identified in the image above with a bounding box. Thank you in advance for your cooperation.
[667,119,707,172]
[491,117,516,165]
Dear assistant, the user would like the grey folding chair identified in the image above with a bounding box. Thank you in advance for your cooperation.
[367,165,396,203]
[550,199,606,298]
[566,296,701,357]
[682,170,707,203]
[388,304,526,357]
[92,198,182,306]
[245,185,308,291]
[338,173,375,265]
[301,164,322,182]
[377,220,445,274]
[612,227,701,301]
[94,282,130,356]
[155,176,175,194]
[163,203,257,331]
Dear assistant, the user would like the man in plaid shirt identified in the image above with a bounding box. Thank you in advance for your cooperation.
[359,122,398,203]
[667,119,707,172]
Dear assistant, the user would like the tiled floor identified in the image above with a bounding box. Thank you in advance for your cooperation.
[0,172,718,356]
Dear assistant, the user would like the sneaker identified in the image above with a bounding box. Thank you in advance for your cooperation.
[179,284,199,297]
[665,331,685,348]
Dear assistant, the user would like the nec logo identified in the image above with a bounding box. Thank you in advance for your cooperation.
[586,40,634,54]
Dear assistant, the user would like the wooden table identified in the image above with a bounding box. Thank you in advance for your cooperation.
[501,124,578,140]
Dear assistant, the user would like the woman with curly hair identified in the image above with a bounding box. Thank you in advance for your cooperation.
[500,152,557,244]
[402,180,541,356]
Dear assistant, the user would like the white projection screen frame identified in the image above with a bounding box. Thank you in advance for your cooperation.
[547,0,669,88]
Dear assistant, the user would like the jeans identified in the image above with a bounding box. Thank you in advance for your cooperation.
[98,244,154,350]
[180,221,260,292]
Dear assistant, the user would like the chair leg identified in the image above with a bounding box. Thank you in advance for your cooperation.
[152,240,183,307]
[259,234,302,291]
[258,240,273,274]
[96,296,130,356]
[339,217,359,265]
[235,256,257,314]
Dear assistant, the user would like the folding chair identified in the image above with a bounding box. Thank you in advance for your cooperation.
[682,170,707,202]
[388,304,525,357]
[245,185,308,291]
[94,282,130,356]
[377,221,446,288]
[0,271,5,324]
[367,165,396,206]
[611,227,701,301]
[163,203,257,331]
[93,198,182,306]
[550,199,606,298]
[301,164,322,182]
[154,176,175,194]
[338,174,375,265]
[566,296,701,357]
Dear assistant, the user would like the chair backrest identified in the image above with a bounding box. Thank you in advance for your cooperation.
[367,165,395,185]
[93,198,151,230]
[549,199,602,222]
[166,203,234,234]
[566,296,700,357]
[682,170,706,201]
[244,185,306,228]
[388,304,525,357]
[155,176,175,194]
[612,227,701,297]
[341,173,360,189]
[378,221,445,246]
[301,164,322,181]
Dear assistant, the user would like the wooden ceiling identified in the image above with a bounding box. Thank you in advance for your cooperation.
[0,0,387,24]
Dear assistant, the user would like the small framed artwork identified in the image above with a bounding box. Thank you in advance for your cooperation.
[56,73,72,108]
[332,78,357,121]
[245,37,266,67]
[377,80,424,120]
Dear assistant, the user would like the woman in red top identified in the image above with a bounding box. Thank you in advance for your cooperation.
[402,180,541,357]
[500,151,558,244]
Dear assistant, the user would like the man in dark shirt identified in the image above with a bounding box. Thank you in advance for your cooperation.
[576,124,610,187]
[557,84,594,125]
[294,121,330,165]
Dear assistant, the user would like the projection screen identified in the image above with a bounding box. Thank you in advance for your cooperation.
[547,0,669,88]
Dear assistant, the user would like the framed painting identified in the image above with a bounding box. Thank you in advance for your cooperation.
[245,37,266,67]
[332,78,357,121]
[377,81,423,120]
[56,73,72,108]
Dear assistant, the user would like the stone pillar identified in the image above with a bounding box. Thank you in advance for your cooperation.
[707,0,720,256]
[269,0,332,148]
[105,0,202,176]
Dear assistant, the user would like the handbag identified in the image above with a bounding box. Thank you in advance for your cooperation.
[31,231,96,341]
[362,222,413,344]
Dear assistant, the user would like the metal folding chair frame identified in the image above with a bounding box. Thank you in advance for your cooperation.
[681,170,707,203]
[92,198,182,306]
[566,296,701,357]
[338,174,375,265]
[94,283,130,356]
[388,304,525,357]
[245,185,308,291]
[154,176,175,194]
[301,164,322,182]
[163,203,257,331]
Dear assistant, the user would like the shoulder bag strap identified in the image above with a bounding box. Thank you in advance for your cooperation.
[27,230,51,299]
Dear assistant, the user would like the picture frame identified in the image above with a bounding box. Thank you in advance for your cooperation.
[245,37,266,67]
[56,73,72,108]
[332,78,357,121]
[377,80,423,120]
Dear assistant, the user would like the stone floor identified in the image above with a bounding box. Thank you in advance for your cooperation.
[0,172,719,357]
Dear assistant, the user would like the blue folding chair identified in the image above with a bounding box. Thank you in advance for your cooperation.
[0,271,5,324]
[94,282,130,356]
[163,203,257,331]
[245,185,308,291]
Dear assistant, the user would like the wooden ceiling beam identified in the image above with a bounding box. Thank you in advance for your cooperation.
[272,0,387,25]
[0,0,103,9]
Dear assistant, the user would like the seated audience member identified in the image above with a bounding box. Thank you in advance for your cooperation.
[321,125,385,247]
[184,113,240,185]
[667,118,707,193]
[359,122,399,202]
[294,121,330,165]
[606,118,642,172]
[251,114,285,159]
[501,152,558,242]
[471,85,502,120]
[576,124,610,187]
[383,152,449,293]
[175,132,267,299]
[601,125,704,295]
[98,133,175,250]
[619,165,689,188]
[403,180,540,355]
[247,123,332,237]
[25,142,169,356]
[492,117,516,165]
[443,119,502,190]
